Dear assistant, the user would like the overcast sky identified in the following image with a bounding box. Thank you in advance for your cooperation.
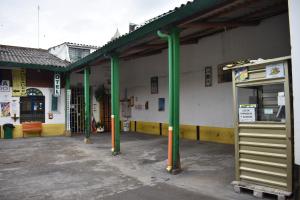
[0,0,189,49]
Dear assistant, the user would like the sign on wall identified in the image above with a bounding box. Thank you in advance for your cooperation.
[239,104,256,122]
[10,99,20,118]
[0,80,10,92]
[12,69,26,97]
[66,89,71,131]
[266,63,285,78]
[54,73,61,97]
[205,66,212,87]
[0,102,10,117]
[151,76,158,94]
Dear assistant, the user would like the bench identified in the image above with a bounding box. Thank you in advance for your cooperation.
[22,122,42,138]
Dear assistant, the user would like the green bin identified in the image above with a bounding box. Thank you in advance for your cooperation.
[3,124,15,139]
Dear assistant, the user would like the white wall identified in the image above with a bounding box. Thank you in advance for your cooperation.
[68,14,290,128]
[49,44,70,62]
[288,0,300,165]
[118,14,290,128]
[0,87,65,125]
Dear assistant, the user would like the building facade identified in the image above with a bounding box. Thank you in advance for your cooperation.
[49,42,98,63]
[0,45,68,138]
[1,0,300,198]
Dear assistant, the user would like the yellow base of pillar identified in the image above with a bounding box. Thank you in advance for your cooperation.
[166,166,172,172]
[84,138,92,144]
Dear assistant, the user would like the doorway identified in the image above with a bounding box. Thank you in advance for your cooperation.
[100,94,111,132]
[70,87,85,133]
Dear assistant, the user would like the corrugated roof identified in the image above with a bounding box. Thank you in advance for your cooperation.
[0,45,70,71]
[67,0,225,71]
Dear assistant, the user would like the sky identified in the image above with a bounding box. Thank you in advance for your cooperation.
[0,0,190,49]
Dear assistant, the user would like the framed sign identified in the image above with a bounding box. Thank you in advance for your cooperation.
[66,89,71,131]
[54,73,61,97]
[239,104,256,122]
[235,67,248,81]
[205,66,212,87]
[266,63,284,78]
[0,102,10,117]
[12,68,26,97]
[151,76,158,94]
[158,98,165,111]
[0,80,10,92]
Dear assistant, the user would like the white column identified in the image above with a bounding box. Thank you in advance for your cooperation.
[288,0,300,165]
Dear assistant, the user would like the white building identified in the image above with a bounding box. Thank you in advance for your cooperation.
[49,42,98,63]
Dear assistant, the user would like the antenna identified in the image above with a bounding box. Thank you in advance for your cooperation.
[37,5,40,48]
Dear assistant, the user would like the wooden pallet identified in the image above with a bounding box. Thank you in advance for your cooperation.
[232,181,292,200]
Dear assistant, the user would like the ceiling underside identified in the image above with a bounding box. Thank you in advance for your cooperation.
[87,0,288,68]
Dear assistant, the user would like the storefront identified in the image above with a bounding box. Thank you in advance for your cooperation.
[0,45,69,138]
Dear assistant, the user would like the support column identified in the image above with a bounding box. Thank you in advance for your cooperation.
[84,67,92,144]
[111,55,120,155]
[158,28,181,173]
[171,28,181,172]
[65,72,71,136]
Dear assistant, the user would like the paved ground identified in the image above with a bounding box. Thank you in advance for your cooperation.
[0,132,271,200]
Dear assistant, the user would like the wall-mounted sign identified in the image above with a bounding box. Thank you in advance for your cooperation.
[54,73,61,97]
[266,63,284,78]
[239,104,256,122]
[158,98,165,111]
[278,92,285,106]
[0,80,10,92]
[10,99,20,118]
[66,89,71,131]
[205,66,212,87]
[0,102,10,117]
[12,69,26,97]
[235,67,248,81]
[151,76,158,94]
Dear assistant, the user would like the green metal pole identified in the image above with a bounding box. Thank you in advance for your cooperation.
[84,67,91,142]
[171,28,181,170]
[158,29,181,173]
[65,73,71,136]
[157,31,173,128]
[111,55,120,154]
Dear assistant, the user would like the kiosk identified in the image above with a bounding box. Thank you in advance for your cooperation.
[226,56,294,199]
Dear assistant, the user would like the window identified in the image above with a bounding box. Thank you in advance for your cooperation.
[237,84,285,123]
[20,96,45,123]
[69,47,90,63]
[218,65,232,83]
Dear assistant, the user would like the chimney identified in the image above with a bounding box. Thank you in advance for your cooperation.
[129,23,137,32]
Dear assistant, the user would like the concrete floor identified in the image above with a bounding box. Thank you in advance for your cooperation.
[0,132,270,200]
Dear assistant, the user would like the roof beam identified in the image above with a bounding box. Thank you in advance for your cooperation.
[180,21,259,29]
[179,0,260,27]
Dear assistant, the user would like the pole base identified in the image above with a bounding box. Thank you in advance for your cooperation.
[84,138,92,144]
[64,130,71,137]
[112,151,121,156]
[166,166,172,172]
[166,166,182,175]
[171,167,182,175]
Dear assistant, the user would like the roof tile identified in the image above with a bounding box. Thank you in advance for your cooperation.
[0,45,70,68]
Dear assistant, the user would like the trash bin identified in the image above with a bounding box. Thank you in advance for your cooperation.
[3,123,15,139]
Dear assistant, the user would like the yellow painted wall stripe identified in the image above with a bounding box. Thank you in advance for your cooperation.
[129,121,234,144]
[1,124,65,139]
